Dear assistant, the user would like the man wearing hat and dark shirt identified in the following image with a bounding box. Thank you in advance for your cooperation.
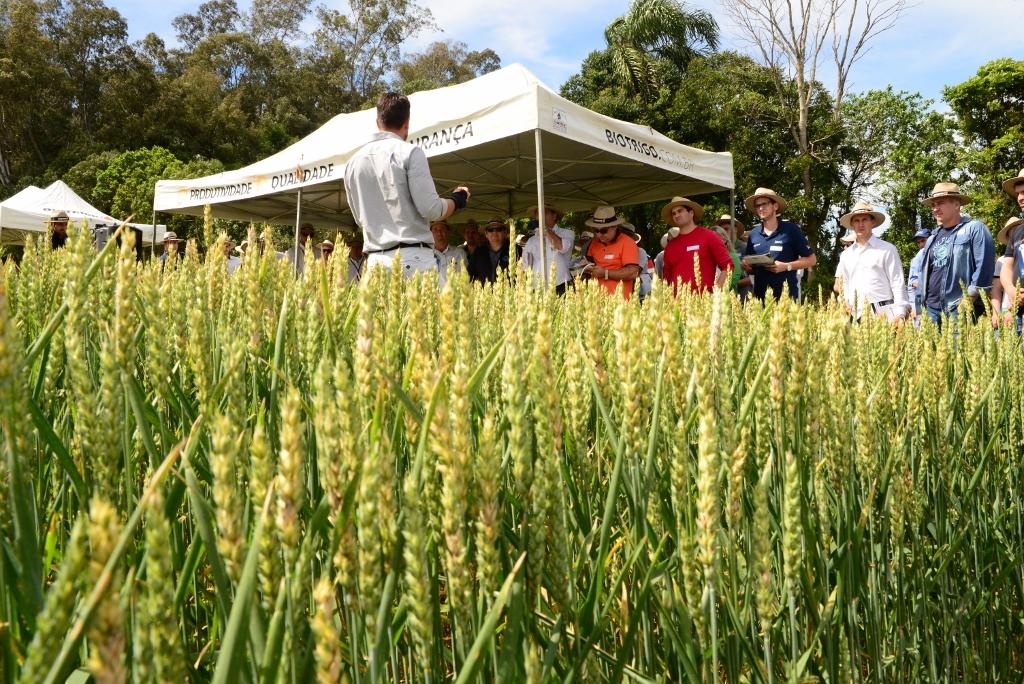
[583,205,641,299]
[660,196,733,294]
[906,227,932,323]
[344,92,471,277]
[997,169,1024,319]
[741,188,816,301]
[159,232,184,264]
[919,181,995,327]
[49,212,69,250]
[467,217,511,284]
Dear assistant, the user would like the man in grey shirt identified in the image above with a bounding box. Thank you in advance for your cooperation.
[344,92,470,277]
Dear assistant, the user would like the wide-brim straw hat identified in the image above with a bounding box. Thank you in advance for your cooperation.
[922,182,971,206]
[660,196,704,225]
[621,222,641,243]
[840,230,856,244]
[839,201,886,230]
[321,240,334,249]
[585,205,626,229]
[997,216,1024,245]
[715,214,745,232]
[528,203,563,220]
[163,231,180,242]
[744,187,787,213]
[1002,169,1024,197]
[660,226,681,248]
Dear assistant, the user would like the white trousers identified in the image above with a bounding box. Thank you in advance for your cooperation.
[365,246,438,278]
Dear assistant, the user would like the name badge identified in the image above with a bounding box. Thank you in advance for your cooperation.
[686,244,700,252]
[769,245,784,252]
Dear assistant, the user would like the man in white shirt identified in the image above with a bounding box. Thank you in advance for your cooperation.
[521,203,575,294]
[431,219,467,288]
[223,239,241,275]
[835,202,909,323]
[285,223,321,275]
[344,92,470,277]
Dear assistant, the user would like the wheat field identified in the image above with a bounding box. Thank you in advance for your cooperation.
[0,224,1022,683]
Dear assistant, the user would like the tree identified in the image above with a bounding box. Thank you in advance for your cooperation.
[600,0,717,102]
[93,146,224,237]
[722,0,908,247]
[944,58,1024,230]
[840,88,957,261]
[307,0,435,110]
[393,40,499,93]
[173,0,242,50]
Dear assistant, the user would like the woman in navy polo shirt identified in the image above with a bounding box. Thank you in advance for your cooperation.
[741,187,816,301]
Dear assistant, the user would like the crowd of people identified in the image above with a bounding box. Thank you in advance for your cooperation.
[38,86,1024,334]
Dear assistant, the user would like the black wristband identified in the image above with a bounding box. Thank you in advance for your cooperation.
[450,190,468,210]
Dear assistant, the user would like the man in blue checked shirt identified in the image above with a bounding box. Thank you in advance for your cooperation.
[906,228,931,324]
[918,182,995,329]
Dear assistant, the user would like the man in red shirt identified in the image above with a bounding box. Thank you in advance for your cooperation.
[660,196,734,293]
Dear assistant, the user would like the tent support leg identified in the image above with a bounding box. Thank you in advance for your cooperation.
[293,188,303,277]
[730,189,736,242]
[534,128,547,287]
[150,208,157,260]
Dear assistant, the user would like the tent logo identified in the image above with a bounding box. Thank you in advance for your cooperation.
[412,122,475,150]
[552,108,568,133]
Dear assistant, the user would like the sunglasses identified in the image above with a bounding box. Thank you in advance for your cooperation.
[594,226,614,234]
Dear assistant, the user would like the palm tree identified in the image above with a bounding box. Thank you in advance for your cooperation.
[604,0,719,101]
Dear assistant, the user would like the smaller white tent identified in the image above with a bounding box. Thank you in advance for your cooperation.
[0,180,166,245]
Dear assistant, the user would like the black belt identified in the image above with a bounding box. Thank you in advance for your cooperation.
[365,241,434,254]
[871,299,894,311]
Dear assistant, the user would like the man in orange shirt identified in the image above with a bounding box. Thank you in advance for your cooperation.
[583,205,641,298]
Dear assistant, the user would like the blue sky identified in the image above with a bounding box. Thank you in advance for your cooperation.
[115,0,1020,107]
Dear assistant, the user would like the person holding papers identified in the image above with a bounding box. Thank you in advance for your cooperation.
[741,187,816,302]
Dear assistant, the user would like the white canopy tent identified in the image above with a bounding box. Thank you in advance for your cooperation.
[154,63,734,227]
[0,180,167,245]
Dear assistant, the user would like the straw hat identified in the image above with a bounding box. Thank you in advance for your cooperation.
[744,187,787,213]
[1001,169,1024,197]
[839,201,886,229]
[840,230,856,244]
[996,216,1024,245]
[584,205,625,229]
[163,231,180,242]
[321,239,334,250]
[922,182,971,206]
[621,222,641,243]
[660,196,704,225]
[528,203,563,220]
[660,226,681,248]
[715,214,745,232]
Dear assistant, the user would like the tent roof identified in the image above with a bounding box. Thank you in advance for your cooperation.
[154,63,733,226]
[0,180,166,245]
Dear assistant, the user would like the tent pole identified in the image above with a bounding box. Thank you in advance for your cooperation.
[534,128,548,287]
[150,208,156,260]
[293,188,303,277]
[730,189,736,242]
